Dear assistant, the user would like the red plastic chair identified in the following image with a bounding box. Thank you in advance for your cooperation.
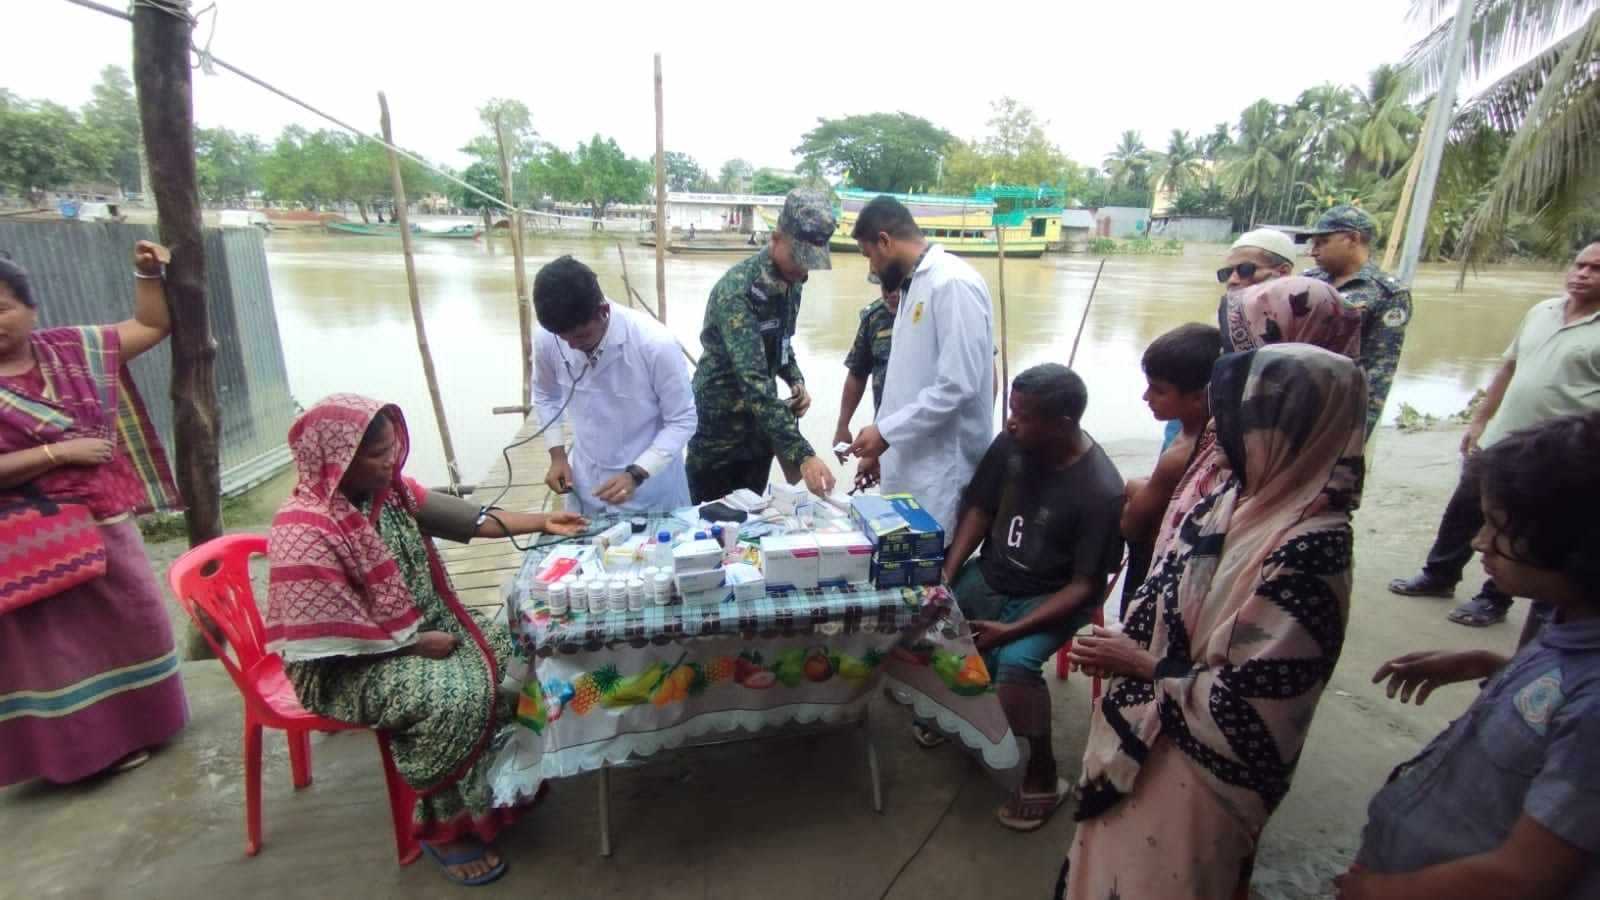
[1053,565,1125,699]
[168,533,420,864]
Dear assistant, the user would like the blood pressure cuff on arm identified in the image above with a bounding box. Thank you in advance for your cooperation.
[415,490,482,544]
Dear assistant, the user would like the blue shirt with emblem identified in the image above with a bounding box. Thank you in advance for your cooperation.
[1355,615,1600,893]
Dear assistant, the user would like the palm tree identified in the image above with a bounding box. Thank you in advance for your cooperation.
[1275,84,1359,220]
[1351,64,1422,176]
[1202,122,1233,163]
[1408,0,1600,259]
[1156,129,1205,197]
[1221,99,1284,226]
[1103,130,1151,191]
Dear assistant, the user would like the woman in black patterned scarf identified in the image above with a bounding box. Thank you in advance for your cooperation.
[1058,344,1367,899]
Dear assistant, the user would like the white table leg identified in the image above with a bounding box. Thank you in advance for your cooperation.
[598,764,613,857]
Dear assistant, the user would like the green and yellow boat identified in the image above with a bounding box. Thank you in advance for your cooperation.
[832,186,1063,258]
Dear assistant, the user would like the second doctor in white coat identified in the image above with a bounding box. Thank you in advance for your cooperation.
[532,255,696,515]
[847,195,996,538]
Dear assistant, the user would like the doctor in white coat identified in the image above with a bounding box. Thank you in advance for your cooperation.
[532,256,696,515]
[847,195,995,539]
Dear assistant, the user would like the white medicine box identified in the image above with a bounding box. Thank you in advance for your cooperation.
[814,532,874,586]
[760,534,819,592]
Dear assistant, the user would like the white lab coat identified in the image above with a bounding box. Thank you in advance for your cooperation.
[532,303,696,515]
[875,245,996,539]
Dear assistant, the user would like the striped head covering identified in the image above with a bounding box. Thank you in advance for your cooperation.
[264,394,425,661]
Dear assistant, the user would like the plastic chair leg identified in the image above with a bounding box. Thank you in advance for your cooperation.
[244,719,264,856]
[288,729,313,790]
[376,734,421,865]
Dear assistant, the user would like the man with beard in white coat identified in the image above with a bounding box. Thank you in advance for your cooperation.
[847,195,995,539]
[532,255,696,515]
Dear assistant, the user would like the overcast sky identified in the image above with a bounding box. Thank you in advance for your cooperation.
[8,0,1428,176]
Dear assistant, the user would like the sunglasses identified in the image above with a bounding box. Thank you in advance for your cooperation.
[1216,262,1262,284]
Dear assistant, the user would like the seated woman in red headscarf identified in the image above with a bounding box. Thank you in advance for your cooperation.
[265,394,584,887]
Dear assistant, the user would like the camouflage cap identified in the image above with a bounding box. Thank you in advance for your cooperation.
[1308,204,1377,239]
[778,188,835,271]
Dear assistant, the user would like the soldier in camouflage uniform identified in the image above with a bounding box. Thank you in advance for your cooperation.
[833,280,899,453]
[1303,204,1413,438]
[686,189,838,502]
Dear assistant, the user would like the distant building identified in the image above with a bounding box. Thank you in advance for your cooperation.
[1093,206,1150,239]
[1051,208,1096,252]
[45,182,124,205]
[1149,214,1232,243]
[663,192,787,233]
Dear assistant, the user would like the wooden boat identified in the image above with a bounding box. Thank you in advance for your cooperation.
[324,221,409,236]
[638,233,762,254]
[415,223,480,240]
[831,187,1063,258]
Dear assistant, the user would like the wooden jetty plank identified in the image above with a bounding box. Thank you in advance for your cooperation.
[442,415,557,608]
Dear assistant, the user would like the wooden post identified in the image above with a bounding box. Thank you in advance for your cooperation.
[379,92,463,490]
[495,113,533,413]
[653,53,668,323]
[132,0,222,659]
[995,225,1009,413]
[1382,101,1434,272]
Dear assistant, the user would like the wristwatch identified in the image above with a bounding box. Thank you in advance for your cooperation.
[625,465,650,486]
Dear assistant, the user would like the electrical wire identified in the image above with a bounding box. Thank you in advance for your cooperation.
[470,355,592,552]
[875,772,971,900]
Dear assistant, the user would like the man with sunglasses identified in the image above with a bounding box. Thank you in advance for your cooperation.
[686,189,838,502]
[1216,228,1297,289]
[1304,204,1412,437]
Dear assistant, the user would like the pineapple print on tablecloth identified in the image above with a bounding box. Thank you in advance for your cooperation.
[570,664,621,716]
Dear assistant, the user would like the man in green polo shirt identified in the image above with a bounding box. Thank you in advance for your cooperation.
[1304,205,1412,437]
[1390,238,1600,627]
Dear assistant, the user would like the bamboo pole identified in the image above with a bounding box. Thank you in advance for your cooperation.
[495,113,533,413]
[653,53,668,323]
[996,225,1010,412]
[380,92,462,490]
[1068,259,1108,369]
[1382,101,1434,272]
[133,0,222,660]
[617,241,698,366]
[1397,0,1475,285]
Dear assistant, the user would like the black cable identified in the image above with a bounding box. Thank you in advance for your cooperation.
[876,772,971,900]
[475,355,594,551]
[485,356,591,512]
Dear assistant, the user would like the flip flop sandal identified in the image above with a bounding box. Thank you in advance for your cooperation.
[108,749,151,775]
[421,842,509,887]
[1447,596,1509,628]
[996,778,1073,832]
[911,721,948,749]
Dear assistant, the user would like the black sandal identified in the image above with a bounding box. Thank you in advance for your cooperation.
[1447,595,1509,627]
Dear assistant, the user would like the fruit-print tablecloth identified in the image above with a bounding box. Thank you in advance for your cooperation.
[486,547,1022,806]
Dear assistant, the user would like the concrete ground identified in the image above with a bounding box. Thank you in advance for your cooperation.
[1,425,1528,900]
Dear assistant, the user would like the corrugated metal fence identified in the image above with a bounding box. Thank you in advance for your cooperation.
[0,221,297,496]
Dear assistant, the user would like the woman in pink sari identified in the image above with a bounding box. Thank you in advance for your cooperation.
[0,242,188,785]
[1148,276,1363,566]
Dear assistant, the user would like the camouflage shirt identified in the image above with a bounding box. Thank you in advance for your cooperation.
[844,297,895,411]
[1305,260,1412,437]
[689,248,813,467]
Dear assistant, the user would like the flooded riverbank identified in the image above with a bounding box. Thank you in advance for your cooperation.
[264,229,1566,486]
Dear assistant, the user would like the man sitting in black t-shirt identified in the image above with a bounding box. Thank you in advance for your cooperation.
[920,363,1125,832]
